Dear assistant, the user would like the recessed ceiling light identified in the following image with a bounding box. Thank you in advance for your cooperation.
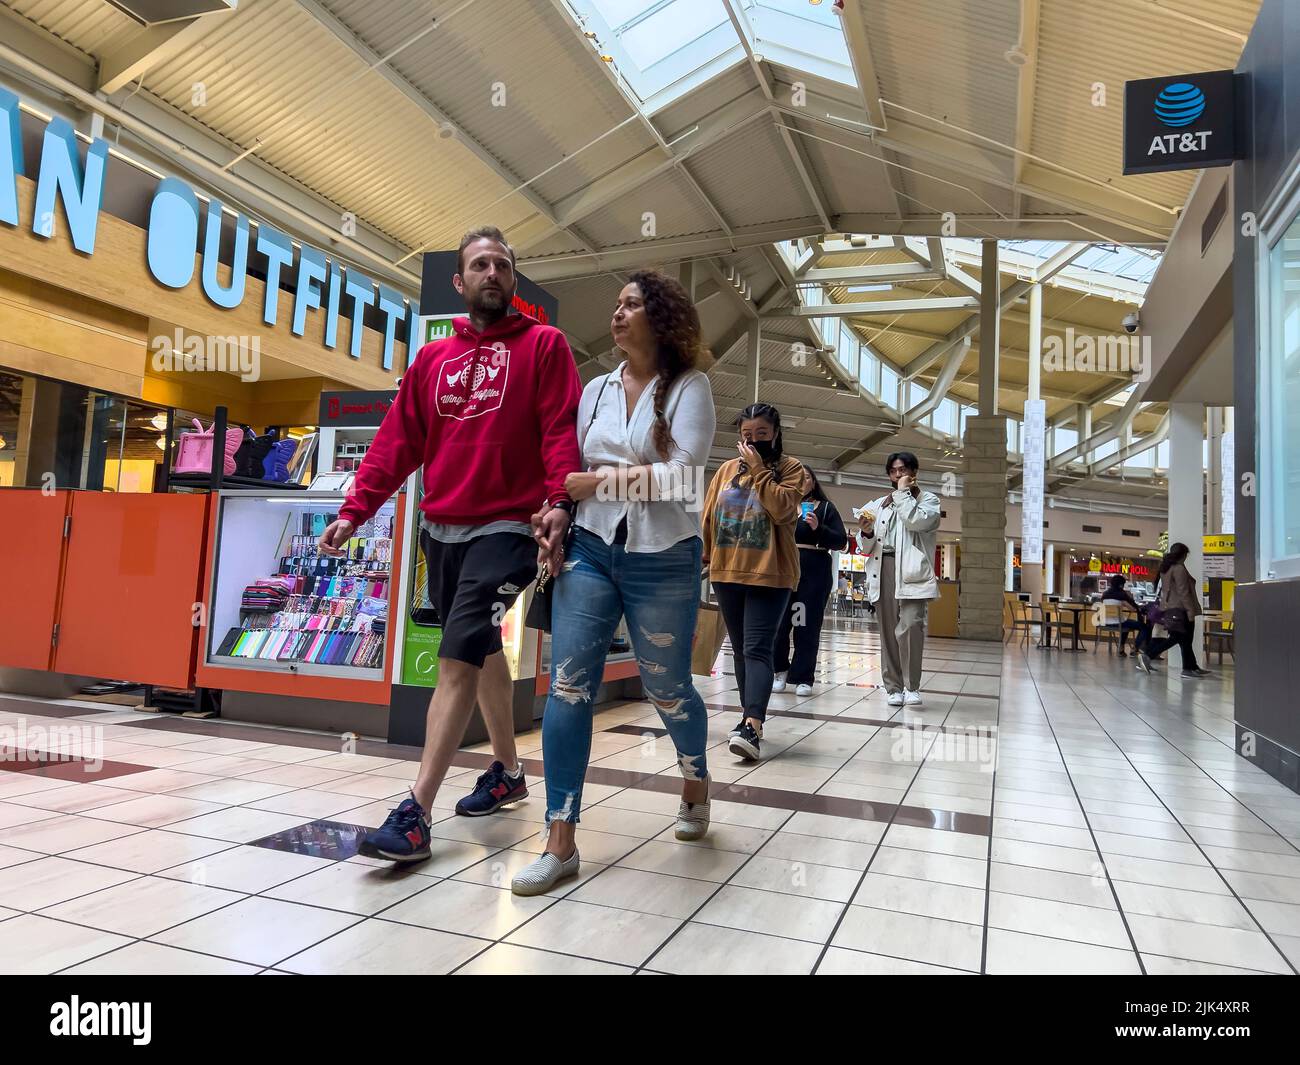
[150,412,169,431]
[600,54,614,63]
[1004,46,1029,67]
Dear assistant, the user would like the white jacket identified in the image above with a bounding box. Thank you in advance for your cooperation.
[858,488,942,602]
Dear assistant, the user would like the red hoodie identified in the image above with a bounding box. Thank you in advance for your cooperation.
[338,312,581,529]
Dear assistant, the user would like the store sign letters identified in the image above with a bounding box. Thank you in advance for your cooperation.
[1122,70,1237,175]
[0,88,412,371]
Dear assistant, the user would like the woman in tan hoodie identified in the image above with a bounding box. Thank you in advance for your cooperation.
[701,403,804,761]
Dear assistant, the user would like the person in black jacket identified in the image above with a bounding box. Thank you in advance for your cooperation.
[773,465,848,696]
[1100,574,1145,656]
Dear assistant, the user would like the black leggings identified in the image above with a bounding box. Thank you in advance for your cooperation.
[774,551,833,684]
[713,582,791,724]
[1145,628,1200,671]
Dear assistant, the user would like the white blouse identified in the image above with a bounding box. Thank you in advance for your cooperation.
[575,363,716,553]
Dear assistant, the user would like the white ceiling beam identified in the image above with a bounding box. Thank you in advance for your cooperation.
[904,338,969,425]
[517,222,817,282]
[836,0,906,220]
[1009,0,1041,218]
[97,9,239,95]
[765,296,978,319]
[719,0,833,233]
[1034,241,1093,283]
[801,262,938,284]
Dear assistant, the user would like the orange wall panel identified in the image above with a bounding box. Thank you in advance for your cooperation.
[0,489,70,670]
[53,492,210,688]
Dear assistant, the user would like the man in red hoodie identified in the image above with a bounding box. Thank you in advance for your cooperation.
[318,226,580,863]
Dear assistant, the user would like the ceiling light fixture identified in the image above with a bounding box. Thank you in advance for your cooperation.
[1004,46,1028,67]
[150,412,169,431]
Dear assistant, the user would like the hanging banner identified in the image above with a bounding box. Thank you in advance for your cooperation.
[1021,399,1046,565]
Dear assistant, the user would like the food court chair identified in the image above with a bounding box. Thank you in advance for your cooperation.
[1092,601,1125,655]
[1044,600,1086,651]
[1204,610,1234,665]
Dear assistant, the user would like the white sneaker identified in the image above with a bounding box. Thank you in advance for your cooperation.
[771,673,787,693]
[903,690,923,706]
[795,683,813,697]
[887,691,905,707]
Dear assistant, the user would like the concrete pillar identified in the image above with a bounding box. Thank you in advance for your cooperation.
[1169,402,1206,648]
[960,412,1009,640]
[979,240,1000,415]
[746,318,761,405]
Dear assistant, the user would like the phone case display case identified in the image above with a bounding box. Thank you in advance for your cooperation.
[205,491,395,677]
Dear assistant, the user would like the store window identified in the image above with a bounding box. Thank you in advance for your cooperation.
[880,363,898,410]
[0,368,173,492]
[1260,207,1300,578]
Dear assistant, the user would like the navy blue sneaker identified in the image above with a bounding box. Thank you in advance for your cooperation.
[456,761,528,817]
[357,795,432,862]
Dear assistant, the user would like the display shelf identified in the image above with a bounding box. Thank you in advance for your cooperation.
[170,472,307,491]
[201,491,397,685]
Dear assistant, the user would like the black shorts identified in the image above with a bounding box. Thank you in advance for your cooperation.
[422,531,537,668]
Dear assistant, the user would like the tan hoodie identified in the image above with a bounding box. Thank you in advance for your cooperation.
[701,455,804,589]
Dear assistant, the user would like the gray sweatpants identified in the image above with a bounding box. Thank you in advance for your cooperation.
[876,554,928,693]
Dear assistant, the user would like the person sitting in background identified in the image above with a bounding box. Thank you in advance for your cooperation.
[1100,573,1145,657]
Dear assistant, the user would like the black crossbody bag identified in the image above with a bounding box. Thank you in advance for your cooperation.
[525,376,613,632]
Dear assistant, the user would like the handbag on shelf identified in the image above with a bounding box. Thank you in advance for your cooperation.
[172,418,241,475]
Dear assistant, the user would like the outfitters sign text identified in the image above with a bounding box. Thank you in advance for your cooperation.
[0,88,414,371]
[1123,70,1237,175]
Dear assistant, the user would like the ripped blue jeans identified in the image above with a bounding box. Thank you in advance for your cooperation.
[543,528,709,826]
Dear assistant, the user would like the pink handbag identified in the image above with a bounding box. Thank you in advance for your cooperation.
[172,419,241,476]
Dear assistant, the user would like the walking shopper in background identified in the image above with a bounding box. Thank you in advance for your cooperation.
[512,271,715,896]
[773,464,848,696]
[857,452,941,708]
[1100,573,1145,656]
[1137,542,1213,678]
[319,226,581,863]
[701,403,804,761]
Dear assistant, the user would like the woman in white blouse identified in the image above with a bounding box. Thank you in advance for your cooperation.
[513,270,716,896]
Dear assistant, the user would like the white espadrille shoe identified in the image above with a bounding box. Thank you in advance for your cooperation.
[675,798,711,841]
[510,849,579,896]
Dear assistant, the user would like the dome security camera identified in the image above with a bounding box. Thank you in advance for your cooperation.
[1121,311,1140,335]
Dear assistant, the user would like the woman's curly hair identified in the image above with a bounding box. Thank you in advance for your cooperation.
[627,269,708,459]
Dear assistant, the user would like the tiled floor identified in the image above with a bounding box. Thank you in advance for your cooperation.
[1,623,1297,975]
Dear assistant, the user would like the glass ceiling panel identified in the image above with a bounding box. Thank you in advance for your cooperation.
[570,0,854,111]
[1004,239,1162,286]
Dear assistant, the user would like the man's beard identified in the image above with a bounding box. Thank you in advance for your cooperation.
[469,285,511,321]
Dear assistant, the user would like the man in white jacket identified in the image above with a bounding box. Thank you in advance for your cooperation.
[856,452,941,707]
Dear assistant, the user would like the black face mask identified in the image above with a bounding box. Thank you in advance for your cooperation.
[750,439,777,463]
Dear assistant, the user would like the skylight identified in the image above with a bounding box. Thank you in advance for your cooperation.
[1005,239,1163,287]
[563,0,856,113]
